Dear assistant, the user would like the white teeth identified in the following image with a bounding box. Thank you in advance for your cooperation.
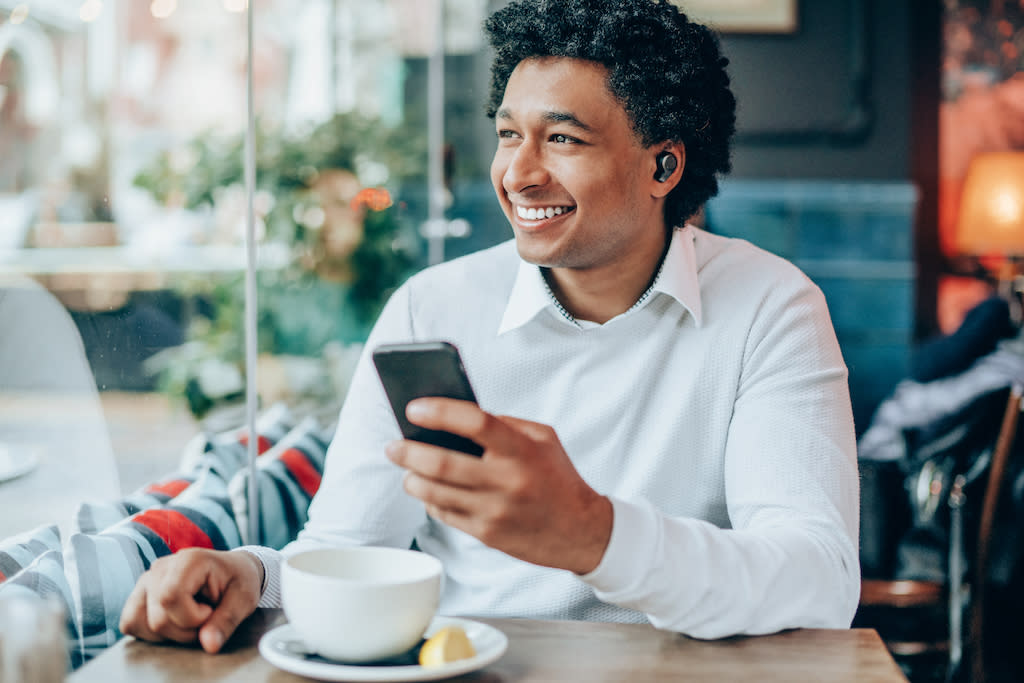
[516,205,570,220]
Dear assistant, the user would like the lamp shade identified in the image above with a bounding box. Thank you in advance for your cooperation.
[955,151,1024,256]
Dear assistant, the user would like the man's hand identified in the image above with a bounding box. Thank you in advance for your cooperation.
[385,398,613,575]
[119,548,264,654]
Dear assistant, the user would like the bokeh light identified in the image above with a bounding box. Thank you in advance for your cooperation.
[10,4,29,24]
[79,0,103,23]
[150,0,177,20]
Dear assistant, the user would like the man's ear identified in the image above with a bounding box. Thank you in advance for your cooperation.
[650,143,685,198]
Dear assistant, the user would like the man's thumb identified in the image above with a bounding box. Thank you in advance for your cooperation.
[198,582,258,653]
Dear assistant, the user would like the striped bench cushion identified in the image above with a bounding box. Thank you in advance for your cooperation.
[65,469,241,655]
[227,417,330,549]
[0,524,61,584]
[0,549,84,669]
[74,403,295,535]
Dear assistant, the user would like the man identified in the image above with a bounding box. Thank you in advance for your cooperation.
[120,0,859,654]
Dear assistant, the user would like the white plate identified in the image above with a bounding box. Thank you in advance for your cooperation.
[259,616,508,682]
[0,444,39,483]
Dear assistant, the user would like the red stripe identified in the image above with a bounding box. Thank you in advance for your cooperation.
[239,434,274,454]
[145,479,192,498]
[133,509,213,553]
[280,448,322,497]
[0,570,6,582]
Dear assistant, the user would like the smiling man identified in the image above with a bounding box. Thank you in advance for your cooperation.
[492,56,677,324]
[121,0,859,653]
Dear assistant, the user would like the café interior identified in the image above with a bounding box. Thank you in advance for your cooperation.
[1,1,1023,682]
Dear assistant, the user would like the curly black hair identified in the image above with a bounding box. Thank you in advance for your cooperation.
[484,0,737,226]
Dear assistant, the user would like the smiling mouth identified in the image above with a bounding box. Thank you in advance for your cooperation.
[514,205,576,221]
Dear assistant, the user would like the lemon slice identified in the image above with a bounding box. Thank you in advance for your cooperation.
[418,625,477,668]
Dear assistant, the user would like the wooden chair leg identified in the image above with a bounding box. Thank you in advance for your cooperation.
[969,384,1023,683]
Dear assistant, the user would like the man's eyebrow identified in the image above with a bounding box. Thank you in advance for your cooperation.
[542,110,593,132]
[494,107,594,133]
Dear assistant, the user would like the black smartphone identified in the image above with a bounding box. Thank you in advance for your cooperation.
[371,341,484,456]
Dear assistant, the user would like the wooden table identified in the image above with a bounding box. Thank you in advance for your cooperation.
[69,609,908,682]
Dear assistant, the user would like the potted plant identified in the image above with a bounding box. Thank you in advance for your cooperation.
[135,113,421,420]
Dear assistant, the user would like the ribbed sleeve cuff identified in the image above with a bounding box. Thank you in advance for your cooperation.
[235,545,284,608]
[578,496,659,596]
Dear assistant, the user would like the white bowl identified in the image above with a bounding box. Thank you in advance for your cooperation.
[281,547,442,663]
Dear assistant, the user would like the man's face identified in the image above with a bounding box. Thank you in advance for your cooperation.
[490,57,668,273]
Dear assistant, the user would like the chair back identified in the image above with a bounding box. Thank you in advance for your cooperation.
[968,384,1022,683]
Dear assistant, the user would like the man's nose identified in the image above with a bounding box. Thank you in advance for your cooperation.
[503,142,549,193]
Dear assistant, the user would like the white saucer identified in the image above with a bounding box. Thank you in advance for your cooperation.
[259,615,508,682]
[0,444,38,483]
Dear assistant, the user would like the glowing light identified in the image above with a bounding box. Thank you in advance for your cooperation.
[10,4,29,24]
[956,152,1024,255]
[150,0,177,19]
[79,0,103,23]
[991,188,1023,229]
[223,0,248,12]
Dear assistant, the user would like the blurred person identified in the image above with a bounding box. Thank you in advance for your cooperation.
[121,0,858,653]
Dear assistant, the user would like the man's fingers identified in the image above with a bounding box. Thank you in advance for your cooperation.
[118,549,259,652]
[147,583,213,641]
[120,583,206,645]
[406,398,485,435]
[389,439,484,487]
[197,580,259,653]
[119,584,158,641]
[406,398,525,454]
[156,587,216,631]
[424,502,473,535]
[403,470,478,515]
[174,550,227,597]
[495,414,554,440]
[144,617,201,645]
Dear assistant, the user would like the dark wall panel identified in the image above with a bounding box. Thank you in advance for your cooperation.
[724,0,912,180]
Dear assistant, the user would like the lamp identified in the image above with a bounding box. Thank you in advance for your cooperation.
[955,151,1024,324]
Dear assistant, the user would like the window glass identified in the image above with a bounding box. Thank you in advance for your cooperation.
[0,0,500,537]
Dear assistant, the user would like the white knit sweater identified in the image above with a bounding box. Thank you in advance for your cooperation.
[245,225,860,638]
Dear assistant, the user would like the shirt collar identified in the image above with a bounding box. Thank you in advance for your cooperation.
[497,225,703,334]
[653,224,703,327]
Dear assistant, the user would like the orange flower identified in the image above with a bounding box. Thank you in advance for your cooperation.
[351,187,393,212]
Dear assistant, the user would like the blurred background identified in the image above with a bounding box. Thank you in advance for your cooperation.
[0,0,1019,556]
[3,2,1024,680]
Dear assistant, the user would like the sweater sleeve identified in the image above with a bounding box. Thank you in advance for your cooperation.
[581,279,860,638]
[235,545,285,608]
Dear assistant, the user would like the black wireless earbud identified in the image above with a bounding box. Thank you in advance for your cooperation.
[654,152,677,183]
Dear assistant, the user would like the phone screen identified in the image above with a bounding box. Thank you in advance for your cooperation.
[371,341,484,456]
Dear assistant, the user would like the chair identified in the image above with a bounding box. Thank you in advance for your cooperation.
[967,383,1022,683]
[0,277,121,539]
[856,384,1023,683]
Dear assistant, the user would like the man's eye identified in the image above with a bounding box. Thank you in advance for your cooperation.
[551,134,577,144]
[497,129,519,139]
